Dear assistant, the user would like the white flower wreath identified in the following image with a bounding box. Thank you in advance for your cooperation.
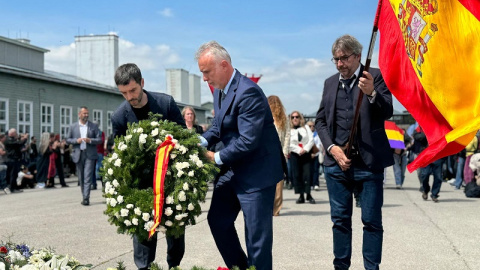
[102,114,218,241]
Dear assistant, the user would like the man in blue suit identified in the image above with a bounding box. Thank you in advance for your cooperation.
[111,63,186,270]
[196,41,286,270]
[315,35,394,270]
[66,107,102,206]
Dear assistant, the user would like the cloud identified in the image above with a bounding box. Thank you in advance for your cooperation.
[44,43,76,75]
[159,8,174,18]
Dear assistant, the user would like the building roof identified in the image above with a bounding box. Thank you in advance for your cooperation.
[0,63,120,95]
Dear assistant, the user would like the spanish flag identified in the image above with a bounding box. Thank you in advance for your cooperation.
[377,0,480,172]
[385,120,406,149]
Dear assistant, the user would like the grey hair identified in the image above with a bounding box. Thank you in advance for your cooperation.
[195,41,232,64]
[114,63,143,86]
[331,34,363,56]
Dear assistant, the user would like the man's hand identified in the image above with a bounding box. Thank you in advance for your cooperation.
[358,71,375,96]
[330,145,351,171]
[299,148,307,156]
[205,150,215,162]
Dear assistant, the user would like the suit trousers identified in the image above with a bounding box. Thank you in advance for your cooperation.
[325,164,384,270]
[132,233,185,269]
[76,151,96,200]
[207,180,276,270]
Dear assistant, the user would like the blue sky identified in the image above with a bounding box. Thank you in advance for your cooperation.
[1,0,405,115]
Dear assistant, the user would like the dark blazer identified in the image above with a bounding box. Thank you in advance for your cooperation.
[111,90,186,137]
[66,121,102,163]
[315,66,394,172]
[203,70,285,192]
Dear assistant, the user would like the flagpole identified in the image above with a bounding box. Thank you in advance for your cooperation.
[345,0,383,158]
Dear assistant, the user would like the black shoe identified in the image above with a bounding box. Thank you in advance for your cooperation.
[431,196,439,203]
[355,200,361,208]
[422,192,428,200]
[11,189,23,193]
[81,199,90,206]
[61,184,69,188]
[306,194,316,204]
[296,195,305,204]
[91,186,97,190]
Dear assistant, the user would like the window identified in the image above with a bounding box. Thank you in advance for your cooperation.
[60,106,73,139]
[0,98,8,134]
[17,100,33,135]
[40,103,54,133]
[107,111,113,137]
[93,109,103,128]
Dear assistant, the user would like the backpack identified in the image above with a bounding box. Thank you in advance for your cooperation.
[464,181,480,198]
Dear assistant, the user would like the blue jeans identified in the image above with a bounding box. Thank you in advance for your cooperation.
[393,153,407,186]
[419,159,443,198]
[91,153,104,188]
[454,156,465,189]
[325,165,384,270]
[0,165,7,189]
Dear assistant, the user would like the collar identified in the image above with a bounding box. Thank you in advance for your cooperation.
[221,69,237,95]
[338,65,361,87]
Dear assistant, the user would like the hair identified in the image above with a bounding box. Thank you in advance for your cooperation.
[289,111,306,128]
[114,63,143,86]
[267,95,287,131]
[331,34,363,56]
[0,134,5,140]
[39,132,51,155]
[195,41,232,64]
[79,106,88,111]
[181,106,197,123]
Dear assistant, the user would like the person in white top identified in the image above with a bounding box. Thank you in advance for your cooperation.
[289,111,316,204]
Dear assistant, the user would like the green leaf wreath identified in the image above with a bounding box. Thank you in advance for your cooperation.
[102,114,218,241]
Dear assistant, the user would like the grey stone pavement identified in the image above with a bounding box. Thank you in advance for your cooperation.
[1,166,479,270]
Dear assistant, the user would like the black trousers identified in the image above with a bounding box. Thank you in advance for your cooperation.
[133,233,185,269]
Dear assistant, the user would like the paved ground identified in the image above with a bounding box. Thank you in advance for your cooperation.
[1,167,479,270]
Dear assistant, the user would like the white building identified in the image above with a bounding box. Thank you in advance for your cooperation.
[166,68,201,106]
[75,34,119,86]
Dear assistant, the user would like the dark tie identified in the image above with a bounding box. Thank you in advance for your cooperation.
[341,75,356,92]
[219,90,226,109]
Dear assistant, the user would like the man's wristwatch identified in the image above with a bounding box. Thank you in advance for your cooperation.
[366,89,377,98]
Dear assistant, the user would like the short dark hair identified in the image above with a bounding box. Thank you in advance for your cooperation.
[114,63,142,86]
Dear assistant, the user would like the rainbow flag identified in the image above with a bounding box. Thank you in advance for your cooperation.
[377,0,480,172]
[385,121,405,149]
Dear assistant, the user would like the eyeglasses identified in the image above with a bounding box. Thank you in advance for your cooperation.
[331,53,355,64]
[291,115,300,119]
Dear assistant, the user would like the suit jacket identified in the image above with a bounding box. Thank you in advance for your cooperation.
[111,90,186,137]
[203,70,286,192]
[315,66,394,172]
[66,121,102,163]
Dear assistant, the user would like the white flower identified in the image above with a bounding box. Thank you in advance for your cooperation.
[125,135,132,142]
[189,154,200,162]
[183,182,189,190]
[151,121,159,127]
[142,213,151,221]
[177,170,184,177]
[164,220,173,227]
[106,198,111,204]
[111,153,118,160]
[110,198,117,207]
[134,207,142,215]
[176,204,182,211]
[166,196,174,204]
[126,204,134,209]
[178,191,187,201]
[170,153,177,159]
[117,195,124,204]
[188,203,195,211]
[120,209,129,217]
[193,188,197,194]
[151,128,159,137]
[161,130,167,135]
[179,145,187,154]
[118,142,128,151]
[136,127,144,133]
[108,187,116,195]
[114,159,122,167]
[196,160,204,168]
[144,221,154,231]
[124,220,132,226]
[175,214,183,221]
[164,207,173,216]
[114,212,120,219]
[139,133,148,144]
[132,218,139,226]
[188,171,194,177]
[108,168,114,175]
[155,139,162,145]
[112,179,119,187]
[179,222,185,226]
[105,181,112,189]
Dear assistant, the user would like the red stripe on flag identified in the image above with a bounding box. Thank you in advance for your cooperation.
[459,0,480,22]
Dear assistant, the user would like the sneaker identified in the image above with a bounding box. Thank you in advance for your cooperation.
[396,185,402,189]
[432,196,439,203]
[36,183,45,189]
[314,185,320,191]
[3,187,11,194]
[422,192,428,200]
[447,179,455,184]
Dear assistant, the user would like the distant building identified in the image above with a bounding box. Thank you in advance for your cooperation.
[166,68,201,106]
[75,34,119,87]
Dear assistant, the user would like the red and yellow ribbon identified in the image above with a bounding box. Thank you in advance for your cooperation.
[149,136,175,239]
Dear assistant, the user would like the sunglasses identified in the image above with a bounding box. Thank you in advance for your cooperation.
[291,115,300,119]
